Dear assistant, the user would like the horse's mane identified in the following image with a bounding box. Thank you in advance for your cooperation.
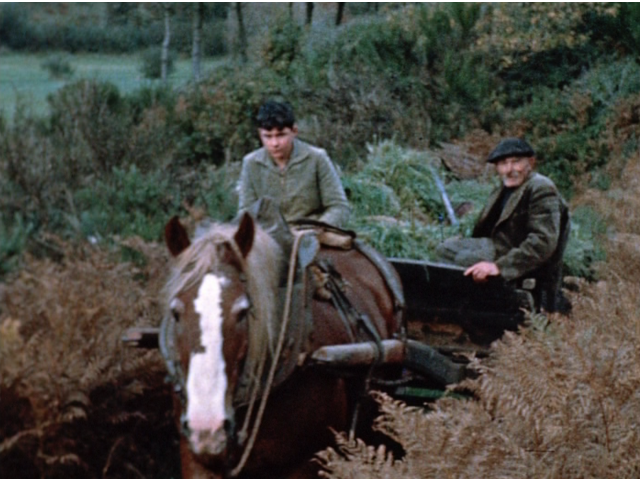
[163,221,284,388]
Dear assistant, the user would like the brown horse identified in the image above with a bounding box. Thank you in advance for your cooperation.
[161,212,402,478]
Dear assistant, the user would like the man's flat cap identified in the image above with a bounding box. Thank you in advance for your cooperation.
[487,138,535,163]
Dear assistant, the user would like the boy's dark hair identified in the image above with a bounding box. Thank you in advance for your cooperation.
[256,100,295,130]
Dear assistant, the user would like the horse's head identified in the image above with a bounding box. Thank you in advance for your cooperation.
[162,213,283,465]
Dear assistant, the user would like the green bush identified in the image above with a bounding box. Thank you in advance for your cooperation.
[563,205,607,280]
[0,3,33,50]
[174,64,281,166]
[0,214,33,277]
[342,177,401,218]
[194,163,241,222]
[344,140,495,259]
[140,47,177,79]
[125,84,178,124]
[0,101,60,227]
[511,59,640,197]
[40,54,74,79]
[260,17,303,79]
[47,80,131,179]
[356,141,450,221]
[73,165,181,242]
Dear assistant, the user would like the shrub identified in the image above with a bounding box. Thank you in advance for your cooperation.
[139,47,177,79]
[319,251,640,478]
[192,163,241,222]
[40,54,74,79]
[354,141,466,223]
[342,177,401,219]
[0,214,32,278]
[48,80,130,179]
[0,101,60,227]
[73,165,181,242]
[563,205,607,280]
[0,240,179,478]
[260,17,303,80]
[344,140,495,259]
[0,3,33,50]
[173,64,281,166]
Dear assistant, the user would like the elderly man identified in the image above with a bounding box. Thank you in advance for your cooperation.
[436,138,570,312]
[238,100,350,227]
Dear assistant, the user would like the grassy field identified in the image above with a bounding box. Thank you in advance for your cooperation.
[0,52,225,120]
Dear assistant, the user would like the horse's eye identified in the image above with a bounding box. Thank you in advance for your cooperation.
[231,295,250,321]
[170,298,185,322]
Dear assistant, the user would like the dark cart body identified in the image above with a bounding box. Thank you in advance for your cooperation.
[124,257,534,399]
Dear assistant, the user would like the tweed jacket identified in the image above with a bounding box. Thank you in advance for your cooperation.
[238,139,350,227]
[472,172,569,286]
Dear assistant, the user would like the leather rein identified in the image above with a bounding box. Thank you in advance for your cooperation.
[159,229,310,477]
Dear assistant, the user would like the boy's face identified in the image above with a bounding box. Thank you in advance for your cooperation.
[258,126,298,164]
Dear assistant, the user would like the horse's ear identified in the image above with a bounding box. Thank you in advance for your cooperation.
[165,215,191,257]
[234,211,255,259]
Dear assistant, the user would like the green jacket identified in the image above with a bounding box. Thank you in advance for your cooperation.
[473,172,570,307]
[238,139,350,227]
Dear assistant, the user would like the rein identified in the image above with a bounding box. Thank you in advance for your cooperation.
[229,228,309,477]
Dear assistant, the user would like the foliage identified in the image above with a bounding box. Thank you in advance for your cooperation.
[173,64,281,166]
[0,3,228,55]
[474,3,615,60]
[291,4,495,158]
[40,54,74,79]
[139,47,176,80]
[0,239,180,478]
[73,166,181,242]
[583,3,640,58]
[563,206,607,281]
[260,17,303,80]
[0,215,33,277]
[48,79,130,177]
[344,140,494,259]
[192,163,241,223]
[318,267,640,477]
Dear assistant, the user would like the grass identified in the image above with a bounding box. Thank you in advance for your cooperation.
[0,52,226,120]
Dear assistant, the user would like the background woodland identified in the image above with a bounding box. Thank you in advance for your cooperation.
[1,3,640,477]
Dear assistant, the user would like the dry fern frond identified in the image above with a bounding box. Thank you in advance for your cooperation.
[321,228,640,479]
[0,238,176,477]
[316,429,404,479]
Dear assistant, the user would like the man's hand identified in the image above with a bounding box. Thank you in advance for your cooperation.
[464,261,500,283]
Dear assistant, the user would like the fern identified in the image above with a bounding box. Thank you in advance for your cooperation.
[0,238,178,477]
[320,150,640,477]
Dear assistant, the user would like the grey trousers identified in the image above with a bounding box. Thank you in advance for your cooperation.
[435,237,496,268]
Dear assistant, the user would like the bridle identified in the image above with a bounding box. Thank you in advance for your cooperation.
[159,230,308,476]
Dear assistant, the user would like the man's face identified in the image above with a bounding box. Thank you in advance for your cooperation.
[495,156,534,188]
[258,126,298,164]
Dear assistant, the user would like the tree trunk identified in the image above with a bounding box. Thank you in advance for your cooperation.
[335,2,345,26]
[306,2,314,26]
[161,4,171,82]
[192,2,204,81]
[235,2,248,63]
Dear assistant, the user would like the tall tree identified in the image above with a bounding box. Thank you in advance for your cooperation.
[336,2,345,26]
[192,2,204,81]
[161,3,172,82]
[306,2,314,26]
[235,2,248,63]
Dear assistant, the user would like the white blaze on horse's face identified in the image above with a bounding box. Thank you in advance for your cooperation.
[185,273,232,456]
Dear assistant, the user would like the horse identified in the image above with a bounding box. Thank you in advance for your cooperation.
[161,210,403,478]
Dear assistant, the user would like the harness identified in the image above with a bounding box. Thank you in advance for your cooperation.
[159,224,404,476]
